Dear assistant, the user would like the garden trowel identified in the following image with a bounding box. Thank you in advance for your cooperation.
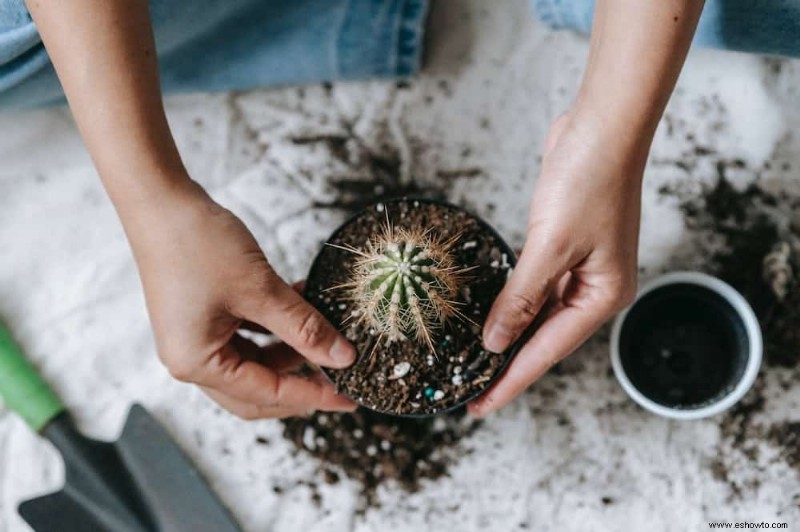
[0,321,242,532]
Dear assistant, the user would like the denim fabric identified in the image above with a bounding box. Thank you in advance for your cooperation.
[532,0,800,59]
[0,0,429,108]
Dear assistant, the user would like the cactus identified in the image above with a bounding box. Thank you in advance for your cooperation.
[332,223,471,352]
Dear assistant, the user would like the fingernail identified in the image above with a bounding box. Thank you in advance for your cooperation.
[484,324,512,353]
[329,337,356,367]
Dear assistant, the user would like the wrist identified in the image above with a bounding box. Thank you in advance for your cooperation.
[566,103,653,178]
[109,167,212,239]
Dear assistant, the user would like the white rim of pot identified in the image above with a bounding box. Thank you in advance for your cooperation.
[610,271,763,420]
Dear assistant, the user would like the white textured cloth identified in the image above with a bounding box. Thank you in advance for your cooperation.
[1,2,798,531]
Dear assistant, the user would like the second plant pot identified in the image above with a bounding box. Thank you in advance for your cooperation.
[305,198,518,417]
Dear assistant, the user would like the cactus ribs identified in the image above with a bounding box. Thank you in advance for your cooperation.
[330,223,472,356]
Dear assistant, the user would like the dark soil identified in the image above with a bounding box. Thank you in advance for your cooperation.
[290,129,481,214]
[618,284,749,408]
[661,154,800,499]
[768,421,800,472]
[281,407,481,509]
[305,199,515,416]
[296,133,439,212]
[664,172,800,368]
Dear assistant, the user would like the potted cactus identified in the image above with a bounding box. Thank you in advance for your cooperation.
[305,198,517,416]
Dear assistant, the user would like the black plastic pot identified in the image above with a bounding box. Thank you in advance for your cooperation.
[304,197,520,418]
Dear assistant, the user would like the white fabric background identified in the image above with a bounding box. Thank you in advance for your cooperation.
[1,2,798,530]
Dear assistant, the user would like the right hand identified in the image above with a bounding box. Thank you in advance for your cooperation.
[471,111,641,416]
[125,181,357,419]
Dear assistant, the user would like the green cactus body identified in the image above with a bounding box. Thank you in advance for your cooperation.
[339,224,469,352]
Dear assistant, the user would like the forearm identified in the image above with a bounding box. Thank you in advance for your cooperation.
[575,0,704,167]
[25,0,192,220]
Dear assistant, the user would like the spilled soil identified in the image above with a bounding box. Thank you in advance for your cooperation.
[281,407,480,510]
[667,173,800,369]
[661,154,800,500]
[277,106,496,508]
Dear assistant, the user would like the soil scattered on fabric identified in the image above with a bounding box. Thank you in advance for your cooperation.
[768,421,800,472]
[305,199,515,415]
[662,166,800,368]
[661,155,800,499]
[276,107,499,511]
[281,407,481,509]
[290,129,483,214]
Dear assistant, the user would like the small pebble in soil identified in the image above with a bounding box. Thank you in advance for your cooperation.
[390,361,411,380]
[433,390,445,401]
[452,374,463,386]
[303,427,315,449]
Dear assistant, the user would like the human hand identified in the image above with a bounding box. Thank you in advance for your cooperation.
[469,112,645,416]
[126,182,356,419]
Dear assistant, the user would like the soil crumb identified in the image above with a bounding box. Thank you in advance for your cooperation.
[281,407,481,509]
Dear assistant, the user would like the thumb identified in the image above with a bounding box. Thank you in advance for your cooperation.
[482,234,570,353]
[240,275,357,369]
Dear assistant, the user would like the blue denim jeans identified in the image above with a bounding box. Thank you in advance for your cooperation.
[533,0,800,58]
[1,0,799,109]
[0,0,428,108]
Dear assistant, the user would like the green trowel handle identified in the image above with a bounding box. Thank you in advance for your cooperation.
[0,322,64,432]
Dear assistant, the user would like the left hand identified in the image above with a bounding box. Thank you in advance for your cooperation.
[469,111,645,416]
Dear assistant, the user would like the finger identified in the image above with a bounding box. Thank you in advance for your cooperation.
[544,113,571,155]
[231,334,305,373]
[246,277,356,369]
[291,280,306,292]
[197,343,356,412]
[470,298,610,417]
[239,320,271,335]
[202,387,307,420]
[482,235,572,354]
